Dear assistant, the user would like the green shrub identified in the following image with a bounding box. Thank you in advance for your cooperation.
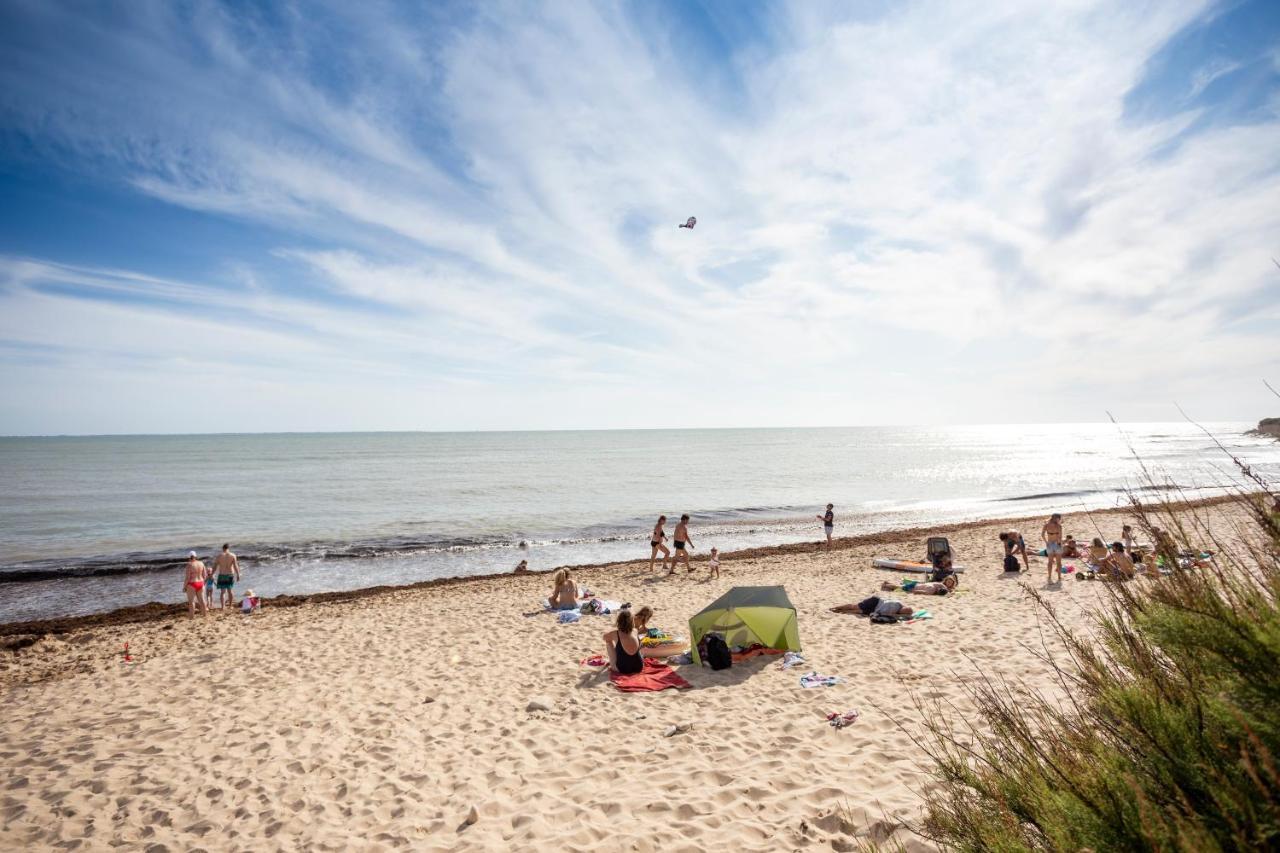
[914,479,1280,851]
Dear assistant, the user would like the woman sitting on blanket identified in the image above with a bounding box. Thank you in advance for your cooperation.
[603,608,644,675]
[882,574,957,595]
[548,569,579,610]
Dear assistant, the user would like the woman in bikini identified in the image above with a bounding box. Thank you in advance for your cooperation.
[548,569,578,610]
[602,608,644,675]
[183,551,209,619]
[649,515,670,572]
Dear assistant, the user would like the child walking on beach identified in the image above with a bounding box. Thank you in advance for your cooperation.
[708,548,720,579]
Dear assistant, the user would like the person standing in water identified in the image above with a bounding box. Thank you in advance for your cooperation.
[649,515,671,572]
[1041,513,1063,584]
[668,514,694,575]
[816,503,834,550]
[183,551,209,619]
[213,544,241,610]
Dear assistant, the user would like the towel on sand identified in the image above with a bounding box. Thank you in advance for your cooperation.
[732,646,784,663]
[610,659,691,692]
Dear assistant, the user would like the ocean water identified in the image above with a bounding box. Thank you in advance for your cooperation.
[2,423,1278,623]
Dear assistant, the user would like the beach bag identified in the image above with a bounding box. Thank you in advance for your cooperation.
[1003,554,1021,573]
[856,596,881,616]
[704,633,732,670]
[870,612,898,624]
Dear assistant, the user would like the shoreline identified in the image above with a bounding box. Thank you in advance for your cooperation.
[0,491,1244,642]
[0,493,1257,850]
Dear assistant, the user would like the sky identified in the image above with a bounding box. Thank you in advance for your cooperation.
[0,0,1278,435]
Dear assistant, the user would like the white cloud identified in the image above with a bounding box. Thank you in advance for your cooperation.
[1,0,1277,433]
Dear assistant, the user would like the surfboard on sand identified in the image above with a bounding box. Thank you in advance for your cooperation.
[872,557,967,573]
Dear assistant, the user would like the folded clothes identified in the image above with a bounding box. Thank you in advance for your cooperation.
[780,651,807,669]
[800,671,842,689]
[557,611,581,624]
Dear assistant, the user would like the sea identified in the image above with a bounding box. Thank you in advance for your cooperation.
[2,423,1278,623]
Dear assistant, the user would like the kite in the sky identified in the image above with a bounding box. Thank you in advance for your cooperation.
[678,216,697,229]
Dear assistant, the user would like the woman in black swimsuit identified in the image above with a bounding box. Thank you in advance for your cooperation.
[603,609,644,674]
[649,515,670,572]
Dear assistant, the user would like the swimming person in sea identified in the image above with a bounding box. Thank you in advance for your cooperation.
[213,543,240,609]
[603,608,644,675]
[649,515,670,572]
[183,551,209,619]
[548,569,578,610]
[668,514,694,575]
[816,503,834,550]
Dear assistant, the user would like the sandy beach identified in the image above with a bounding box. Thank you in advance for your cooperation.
[0,499,1247,851]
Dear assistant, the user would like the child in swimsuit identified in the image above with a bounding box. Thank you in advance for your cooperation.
[708,548,720,579]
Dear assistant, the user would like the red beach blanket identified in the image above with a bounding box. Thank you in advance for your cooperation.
[732,646,784,663]
[610,659,691,692]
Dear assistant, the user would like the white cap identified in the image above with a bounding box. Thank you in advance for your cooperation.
[189,550,197,558]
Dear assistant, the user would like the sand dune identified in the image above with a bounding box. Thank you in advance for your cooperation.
[0,503,1235,851]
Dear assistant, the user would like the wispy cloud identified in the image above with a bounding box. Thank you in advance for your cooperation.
[0,0,1277,433]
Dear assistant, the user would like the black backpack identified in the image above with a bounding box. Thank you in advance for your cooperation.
[702,633,732,670]
[1004,554,1021,573]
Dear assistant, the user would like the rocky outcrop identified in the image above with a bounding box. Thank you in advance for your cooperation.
[1248,417,1280,440]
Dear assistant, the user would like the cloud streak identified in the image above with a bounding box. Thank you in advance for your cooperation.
[0,0,1277,433]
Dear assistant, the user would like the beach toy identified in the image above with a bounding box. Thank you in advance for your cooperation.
[122,642,133,663]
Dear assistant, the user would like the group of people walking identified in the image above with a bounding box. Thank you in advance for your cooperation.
[648,514,697,574]
[647,504,835,574]
[181,545,243,617]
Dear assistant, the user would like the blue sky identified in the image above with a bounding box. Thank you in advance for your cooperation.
[0,0,1278,434]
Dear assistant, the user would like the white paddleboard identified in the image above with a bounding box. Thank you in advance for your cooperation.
[873,557,966,574]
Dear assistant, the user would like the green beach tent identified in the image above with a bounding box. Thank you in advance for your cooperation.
[689,586,801,664]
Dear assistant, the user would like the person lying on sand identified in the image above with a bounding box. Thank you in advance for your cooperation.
[881,574,957,595]
[830,596,918,618]
[1063,535,1080,558]
[603,609,644,675]
[548,569,579,610]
